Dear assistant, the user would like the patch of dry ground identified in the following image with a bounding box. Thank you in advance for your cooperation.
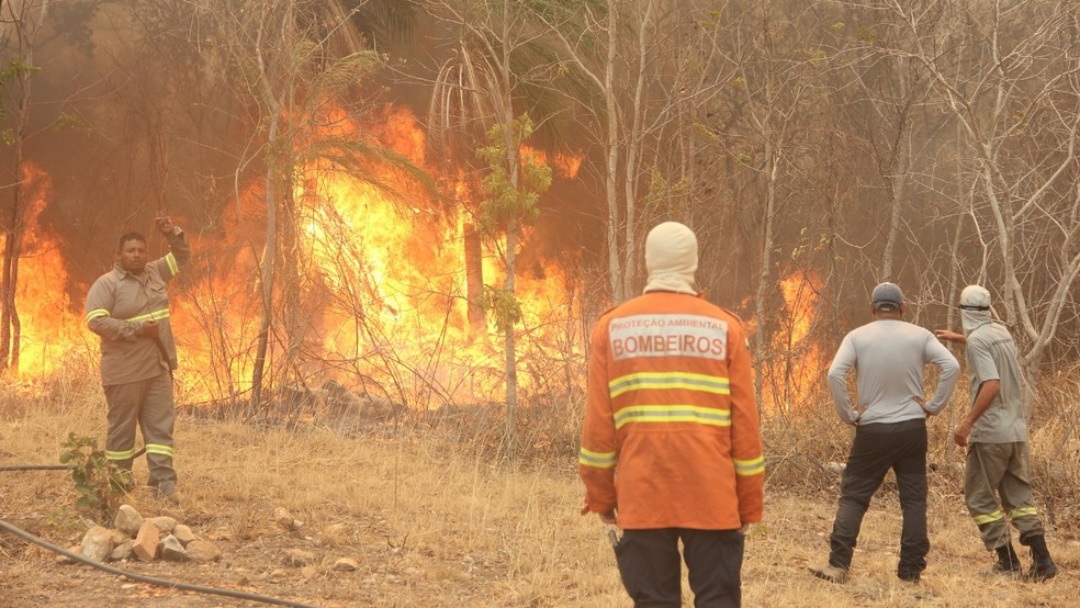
[2,399,1078,607]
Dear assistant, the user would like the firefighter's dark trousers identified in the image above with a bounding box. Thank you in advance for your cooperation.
[828,418,928,580]
[104,370,177,492]
[614,528,744,608]
[965,442,1045,550]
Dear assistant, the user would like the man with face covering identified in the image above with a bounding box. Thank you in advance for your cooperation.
[578,221,764,608]
[935,285,1058,581]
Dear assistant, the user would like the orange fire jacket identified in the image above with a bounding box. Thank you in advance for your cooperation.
[578,291,764,530]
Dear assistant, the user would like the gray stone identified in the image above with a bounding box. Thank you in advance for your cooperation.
[186,540,223,563]
[332,558,360,572]
[110,540,134,562]
[114,505,144,537]
[146,516,177,535]
[274,507,302,531]
[172,524,197,545]
[159,535,187,561]
[283,548,316,567]
[79,526,114,563]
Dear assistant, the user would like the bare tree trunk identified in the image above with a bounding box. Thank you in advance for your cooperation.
[603,0,623,303]
[752,135,776,414]
[250,111,280,413]
[881,133,910,280]
[498,14,519,455]
[282,179,303,375]
[620,0,654,299]
[0,132,24,373]
[943,211,964,465]
[503,219,518,453]
[464,221,485,328]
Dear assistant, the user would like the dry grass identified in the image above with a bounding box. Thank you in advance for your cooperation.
[1,369,1078,607]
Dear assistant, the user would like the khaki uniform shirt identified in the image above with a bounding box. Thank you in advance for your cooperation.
[85,231,190,386]
[965,321,1027,443]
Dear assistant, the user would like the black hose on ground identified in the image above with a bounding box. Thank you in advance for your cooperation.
[0,448,148,472]
[0,517,321,608]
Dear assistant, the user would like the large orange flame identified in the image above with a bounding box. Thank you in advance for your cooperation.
[8,106,584,409]
[0,163,87,378]
[759,268,826,413]
[171,105,582,407]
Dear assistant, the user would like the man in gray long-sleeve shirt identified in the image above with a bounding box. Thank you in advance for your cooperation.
[810,282,959,584]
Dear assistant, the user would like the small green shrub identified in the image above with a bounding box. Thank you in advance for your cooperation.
[58,432,131,524]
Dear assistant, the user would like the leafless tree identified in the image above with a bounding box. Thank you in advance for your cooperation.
[886,0,1080,377]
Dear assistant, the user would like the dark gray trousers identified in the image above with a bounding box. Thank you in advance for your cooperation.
[828,418,928,579]
[614,528,744,608]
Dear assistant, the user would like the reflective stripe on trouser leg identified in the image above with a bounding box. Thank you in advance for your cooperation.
[140,370,177,489]
[104,380,152,472]
[966,443,1014,550]
[995,442,1046,544]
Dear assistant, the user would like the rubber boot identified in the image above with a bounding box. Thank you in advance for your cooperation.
[1025,535,1058,582]
[990,543,1022,576]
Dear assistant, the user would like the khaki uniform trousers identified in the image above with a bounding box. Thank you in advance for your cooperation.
[104,369,177,492]
[965,442,1045,550]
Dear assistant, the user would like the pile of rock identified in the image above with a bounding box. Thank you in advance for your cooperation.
[68,504,222,564]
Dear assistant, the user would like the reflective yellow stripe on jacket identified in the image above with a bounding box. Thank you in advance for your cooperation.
[614,405,731,429]
[735,456,765,476]
[86,308,110,323]
[126,309,171,323]
[578,447,616,469]
[165,252,180,275]
[609,371,731,398]
[609,371,733,429]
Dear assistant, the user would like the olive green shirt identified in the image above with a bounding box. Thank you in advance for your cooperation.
[85,230,190,386]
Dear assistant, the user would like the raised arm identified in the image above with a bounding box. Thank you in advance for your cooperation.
[147,215,191,280]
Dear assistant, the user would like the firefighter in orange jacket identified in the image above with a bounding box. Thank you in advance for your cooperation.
[579,221,765,608]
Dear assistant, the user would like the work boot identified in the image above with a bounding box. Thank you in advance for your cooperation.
[154,482,182,506]
[809,563,848,584]
[111,468,136,493]
[989,543,1022,577]
[1024,535,1058,582]
[897,570,920,583]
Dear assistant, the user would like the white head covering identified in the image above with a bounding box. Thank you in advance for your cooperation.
[960,284,992,336]
[643,221,698,295]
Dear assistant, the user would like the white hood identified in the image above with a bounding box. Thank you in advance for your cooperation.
[643,221,698,295]
[960,284,992,336]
